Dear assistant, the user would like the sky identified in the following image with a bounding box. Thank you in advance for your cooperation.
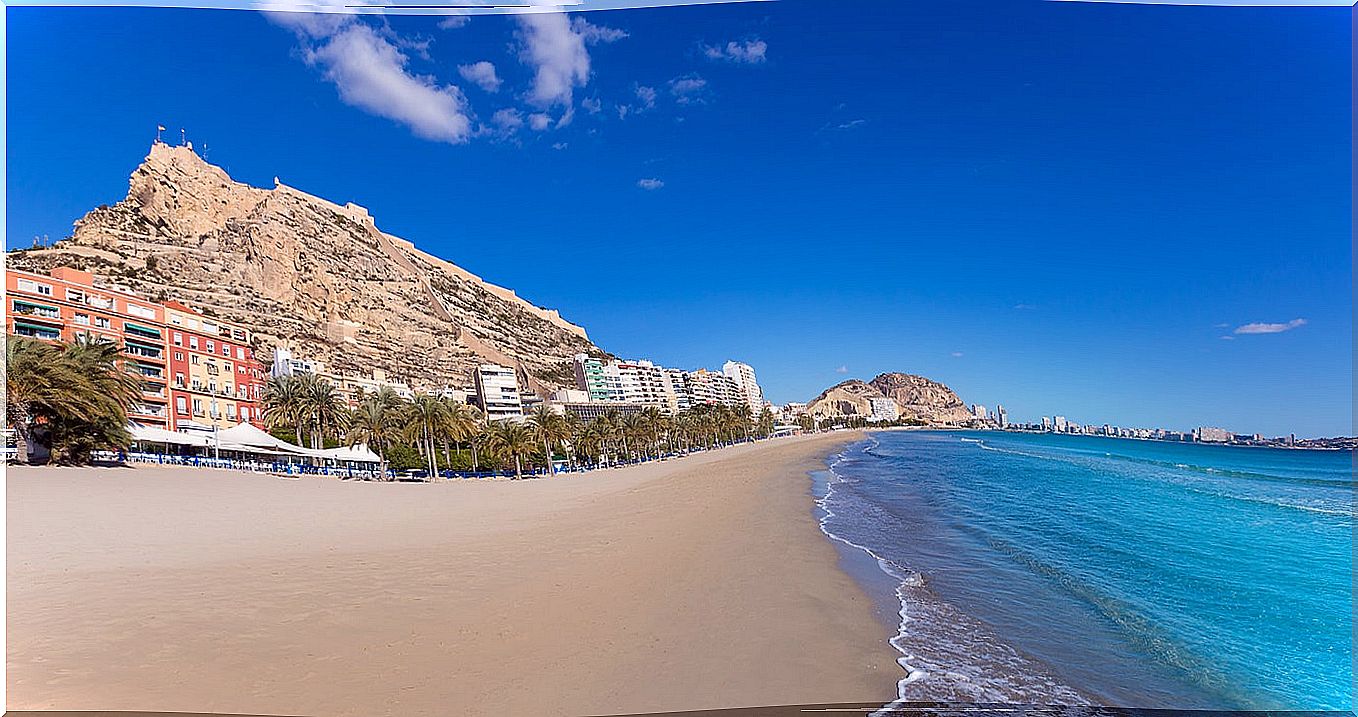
[6,0,1352,437]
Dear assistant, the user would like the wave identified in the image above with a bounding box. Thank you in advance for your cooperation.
[815,438,1089,713]
[955,437,1356,519]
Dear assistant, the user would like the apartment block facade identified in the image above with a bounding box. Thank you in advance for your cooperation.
[164,301,266,430]
[5,267,268,430]
[7,267,172,427]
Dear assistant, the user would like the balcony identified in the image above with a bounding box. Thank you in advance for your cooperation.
[12,301,60,320]
[124,343,162,360]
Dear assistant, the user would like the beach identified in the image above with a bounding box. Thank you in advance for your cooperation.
[7,431,900,716]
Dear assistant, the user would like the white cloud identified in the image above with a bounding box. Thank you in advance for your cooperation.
[635,84,657,109]
[528,112,552,131]
[951,351,964,358]
[298,22,472,144]
[1013,303,1037,310]
[668,73,707,105]
[437,15,470,30]
[457,61,502,93]
[571,17,629,45]
[703,38,767,64]
[616,104,631,120]
[517,11,591,108]
[552,142,568,150]
[834,365,849,374]
[581,97,603,114]
[1234,318,1307,335]
[637,178,664,190]
[492,108,524,132]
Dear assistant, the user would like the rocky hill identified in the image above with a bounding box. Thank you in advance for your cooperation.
[806,372,974,425]
[7,142,605,394]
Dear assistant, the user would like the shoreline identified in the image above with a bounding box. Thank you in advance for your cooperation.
[8,431,902,716]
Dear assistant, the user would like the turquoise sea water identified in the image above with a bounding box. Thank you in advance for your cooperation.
[816,430,1353,710]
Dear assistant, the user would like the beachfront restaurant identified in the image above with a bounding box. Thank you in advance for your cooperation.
[128,422,382,477]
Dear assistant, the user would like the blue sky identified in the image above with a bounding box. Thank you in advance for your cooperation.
[6,0,1351,436]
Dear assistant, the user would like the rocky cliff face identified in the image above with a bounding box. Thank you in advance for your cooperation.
[8,142,604,394]
[868,372,974,423]
[806,372,973,425]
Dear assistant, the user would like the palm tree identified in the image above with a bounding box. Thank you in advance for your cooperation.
[402,393,453,479]
[261,374,306,445]
[526,406,570,475]
[484,421,537,479]
[346,389,405,479]
[6,335,141,464]
[444,400,481,467]
[304,378,349,450]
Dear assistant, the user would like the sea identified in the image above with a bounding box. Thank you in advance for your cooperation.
[813,430,1353,711]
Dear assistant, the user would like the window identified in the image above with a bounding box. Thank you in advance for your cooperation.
[240,406,250,422]
[176,397,188,415]
[16,278,52,296]
[236,347,245,360]
[74,313,90,325]
[126,303,155,319]
[13,323,59,340]
[206,340,215,353]
[13,300,59,319]
[174,351,184,361]
[222,344,230,357]
[189,336,199,349]
[192,399,203,416]
[173,332,182,346]
[66,289,86,303]
[190,355,199,365]
[93,316,111,329]
[175,373,186,388]
[226,405,237,420]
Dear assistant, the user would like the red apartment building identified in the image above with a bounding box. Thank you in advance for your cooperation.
[5,267,266,431]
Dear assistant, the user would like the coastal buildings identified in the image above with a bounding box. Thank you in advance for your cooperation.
[473,363,525,421]
[270,347,414,407]
[164,300,266,430]
[995,404,1009,427]
[7,267,172,428]
[1194,426,1232,443]
[570,353,762,415]
[971,404,989,420]
[722,361,764,416]
[868,397,900,423]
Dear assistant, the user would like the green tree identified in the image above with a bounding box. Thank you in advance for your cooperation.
[5,335,140,465]
[345,387,406,479]
[484,421,537,479]
[526,406,570,476]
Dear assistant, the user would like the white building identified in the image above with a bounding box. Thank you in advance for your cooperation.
[550,388,590,404]
[573,354,622,402]
[687,369,745,409]
[1054,415,1069,432]
[615,360,673,409]
[722,360,764,416]
[995,404,1008,427]
[1194,426,1232,443]
[971,404,989,420]
[473,364,524,421]
[271,347,326,378]
[869,397,900,423]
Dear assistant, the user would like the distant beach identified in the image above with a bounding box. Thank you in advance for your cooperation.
[7,431,900,716]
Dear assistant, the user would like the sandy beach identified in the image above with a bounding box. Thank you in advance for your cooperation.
[7,431,899,716]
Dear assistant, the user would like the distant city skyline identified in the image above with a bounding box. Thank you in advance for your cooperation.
[6,1,1349,437]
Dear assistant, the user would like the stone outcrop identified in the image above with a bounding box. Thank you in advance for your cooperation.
[806,372,973,425]
[7,142,605,394]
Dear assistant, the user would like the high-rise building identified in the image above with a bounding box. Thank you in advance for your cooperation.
[614,360,672,409]
[572,353,621,402]
[663,368,692,412]
[995,404,1008,427]
[1041,416,1052,431]
[1194,426,1231,443]
[473,364,524,421]
[6,267,172,428]
[687,369,744,408]
[971,404,989,420]
[869,397,900,423]
[722,360,764,416]
[1054,415,1069,432]
[164,300,266,430]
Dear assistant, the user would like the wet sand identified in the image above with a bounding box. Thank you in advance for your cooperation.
[7,431,899,716]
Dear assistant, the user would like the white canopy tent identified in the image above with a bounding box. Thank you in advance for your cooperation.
[128,422,381,472]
